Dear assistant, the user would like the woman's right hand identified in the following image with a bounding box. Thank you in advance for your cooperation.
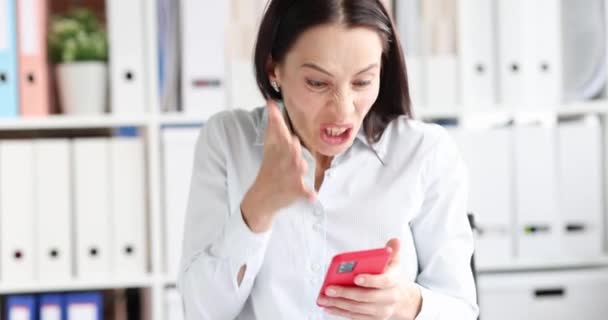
[240,100,317,233]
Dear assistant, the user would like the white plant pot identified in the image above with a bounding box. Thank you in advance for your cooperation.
[56,62,107,115]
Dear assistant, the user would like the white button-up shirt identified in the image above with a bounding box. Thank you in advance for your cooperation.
[178,105,479,319]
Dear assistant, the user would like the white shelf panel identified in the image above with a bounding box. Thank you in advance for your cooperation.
[0,114,149,131]
[477,256,608,274]
[0,276,156,294]
[416,100,608,119]
[158,113,207,126]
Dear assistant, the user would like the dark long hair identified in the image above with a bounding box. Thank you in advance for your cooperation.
[254,0,413,143]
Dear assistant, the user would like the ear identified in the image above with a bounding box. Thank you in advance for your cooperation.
[265,56,282,85]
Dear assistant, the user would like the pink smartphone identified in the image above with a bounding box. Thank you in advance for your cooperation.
[317,247,392,305]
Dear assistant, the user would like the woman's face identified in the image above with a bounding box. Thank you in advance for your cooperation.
[271,23,384,158]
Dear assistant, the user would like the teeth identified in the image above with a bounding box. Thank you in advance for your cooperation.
[325,127,347,137]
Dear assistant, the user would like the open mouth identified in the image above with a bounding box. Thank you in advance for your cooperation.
[320,126,352,146]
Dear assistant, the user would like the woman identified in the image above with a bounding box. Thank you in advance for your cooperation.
[178,0,478,319]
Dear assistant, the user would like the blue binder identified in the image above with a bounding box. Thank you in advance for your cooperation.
[6,295,37,320]
[0,0,19,117]
[65,292,103,320]
[39,293,66,320]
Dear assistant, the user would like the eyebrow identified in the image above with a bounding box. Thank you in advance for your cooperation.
[300,63,379,77]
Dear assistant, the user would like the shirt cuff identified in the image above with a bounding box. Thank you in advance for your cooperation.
[414,285,439,320]
[209,207,272,266]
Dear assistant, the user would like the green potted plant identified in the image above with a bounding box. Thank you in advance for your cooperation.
[49,8,108,115]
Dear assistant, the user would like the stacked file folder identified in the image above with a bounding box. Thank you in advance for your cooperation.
[0,136,147,283]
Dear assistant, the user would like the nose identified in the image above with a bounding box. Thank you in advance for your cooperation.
[329,86,355,116]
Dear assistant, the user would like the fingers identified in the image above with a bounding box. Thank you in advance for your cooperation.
[292,136,317,202]
[323,306,377,320]
[385,238,401,266]
[265,100,292,143]
[318,296,376,317]
[353,264,400,290]
[321,285,398,304]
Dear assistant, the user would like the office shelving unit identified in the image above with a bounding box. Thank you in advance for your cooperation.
[2,1,608,319]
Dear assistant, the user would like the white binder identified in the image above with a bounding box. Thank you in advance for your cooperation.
[557,119,603,258]
[497,0,562,106]
[496,0,528,105]
[456,128,514,268]
[72,138,112,279]
[110,137,147,276]
[0,140,35,282]
[420,0,459,109]
[107,0,147,114]
[425,55,459,107]
[457,0,498,107]
[227,59,265,111]
[34,139,72,281]
[165,288,184,320]
[181,0,228,118]
[395,0,421,56]
[527,0,562,105]
[162,127,200,281]
[513,127,560,260]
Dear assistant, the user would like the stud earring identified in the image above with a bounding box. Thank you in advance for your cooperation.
[271,80,280,93]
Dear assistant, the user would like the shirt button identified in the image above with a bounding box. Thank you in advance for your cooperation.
[313,209,322,217]
[313,222,322,232]
[311,263,321,272]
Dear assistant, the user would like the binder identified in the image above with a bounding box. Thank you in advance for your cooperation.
[157,0,180,112]
[0,140,36,283]
[161,127,200,281]
[405,56,426,108]
[497,0,562,106]
[39,294,65,320]
[455,128,514,268]
[424,55,458,107]
[513,126,560,259]
[109,137,147,276]
[527,0,562,105]
[107,0,147,114]
[6,295,37,320]
[65,292,103,320]
[0,0,19,117]
[17,0,50,116]
[395,0,421,56]
[227,59,265,111]
[34,139,72,281]
[457,0,497,107]
[165,289,184,320]
[72,138,112,279]
[421,0,459,109]
[557,119,603,258]
[181,0,228,118]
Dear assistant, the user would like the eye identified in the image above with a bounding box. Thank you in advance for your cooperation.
[306,79,327,89]
[353,80,372,88]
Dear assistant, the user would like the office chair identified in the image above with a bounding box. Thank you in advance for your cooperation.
[467,212,480,320]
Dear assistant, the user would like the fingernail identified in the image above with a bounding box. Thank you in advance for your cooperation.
[317,298,326,305]
[326,288,337,296]
[355,276,365,285]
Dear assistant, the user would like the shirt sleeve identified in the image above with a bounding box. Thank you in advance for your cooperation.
[178,112,272,320]
[410,127,480,319]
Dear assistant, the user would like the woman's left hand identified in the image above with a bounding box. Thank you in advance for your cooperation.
[316,239,422,320]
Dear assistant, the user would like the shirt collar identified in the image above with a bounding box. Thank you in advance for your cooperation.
[254,102,387,165]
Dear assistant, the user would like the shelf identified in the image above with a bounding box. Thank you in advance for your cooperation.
[477,256,608,274]
[416,100,608,119]
[157,113,207,126]
[0,276,156,294]
[0,114,149,131]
